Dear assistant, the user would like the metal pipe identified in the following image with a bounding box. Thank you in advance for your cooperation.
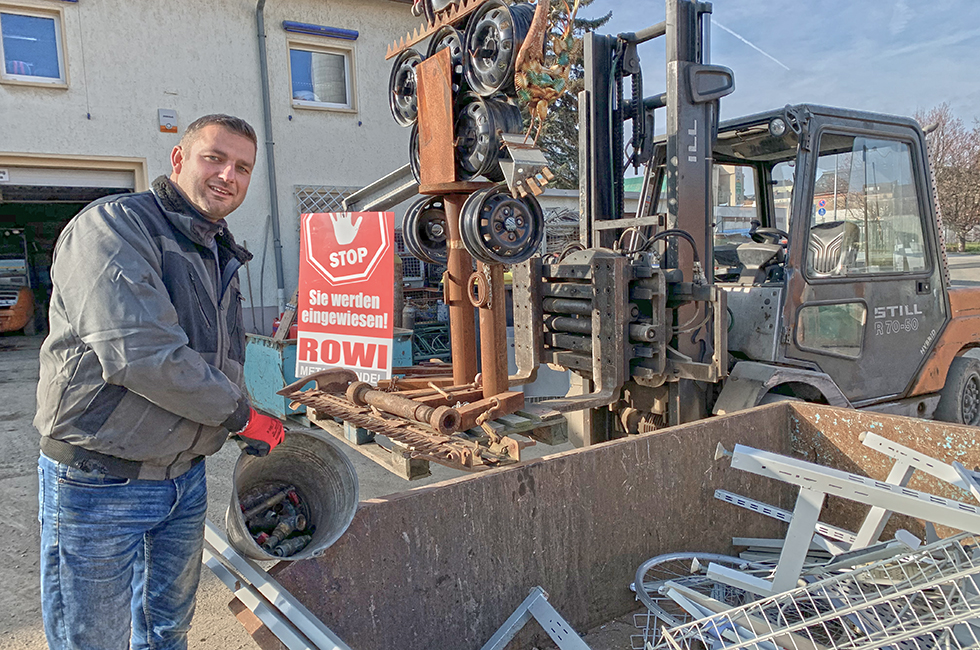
[443,194,478,385]
[256,0,287,314]
[544,315,657,341]
[544,315,591,335]
[619,21,667,45]
[346,381,461,435]
[243,487,297,522]
[543,298,640,320]
[274,535,312,557]
[542,297,593,316]
[623,92,668,116]
[478,263,508,399]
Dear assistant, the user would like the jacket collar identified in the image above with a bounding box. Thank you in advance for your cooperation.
[150,176,252,264]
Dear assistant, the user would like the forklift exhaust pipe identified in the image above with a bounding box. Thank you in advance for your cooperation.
[226,430,358,561]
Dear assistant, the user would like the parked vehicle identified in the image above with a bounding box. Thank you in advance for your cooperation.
[0,228,36,335]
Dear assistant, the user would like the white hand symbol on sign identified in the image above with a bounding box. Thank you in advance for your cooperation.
[330,213,363,246]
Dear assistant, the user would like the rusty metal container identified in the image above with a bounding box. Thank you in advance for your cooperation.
[242,403,980,648]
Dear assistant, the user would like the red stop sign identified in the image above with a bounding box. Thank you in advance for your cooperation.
[301,212,391,285]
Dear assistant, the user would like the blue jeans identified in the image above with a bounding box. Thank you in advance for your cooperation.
[38,453,208,650]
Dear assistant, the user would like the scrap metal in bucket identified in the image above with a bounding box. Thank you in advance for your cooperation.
[226,430,359,561]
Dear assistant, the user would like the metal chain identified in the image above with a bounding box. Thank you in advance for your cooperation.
[482,264,494,308]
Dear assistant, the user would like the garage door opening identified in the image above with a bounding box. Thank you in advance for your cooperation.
[0,162,142,335]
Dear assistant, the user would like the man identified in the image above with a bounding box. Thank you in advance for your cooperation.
[35,114,284,650]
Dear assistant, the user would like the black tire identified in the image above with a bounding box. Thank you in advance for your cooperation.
[936,356,980,426]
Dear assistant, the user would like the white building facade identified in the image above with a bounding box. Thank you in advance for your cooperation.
[0,0,419,331]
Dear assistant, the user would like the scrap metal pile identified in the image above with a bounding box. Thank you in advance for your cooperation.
[278,0,585,473]
[628,432,980,650]
[278,368,531,471]
[238,485,314,558]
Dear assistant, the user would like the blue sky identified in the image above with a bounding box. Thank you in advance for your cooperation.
[583,1,980,124]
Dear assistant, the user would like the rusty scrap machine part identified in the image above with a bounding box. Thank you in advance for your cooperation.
[388,0,494,60]
[277,369,521,471]
[346,380,461,435]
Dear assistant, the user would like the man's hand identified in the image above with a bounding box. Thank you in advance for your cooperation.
[233,408,285,456]
[329,212,363,246]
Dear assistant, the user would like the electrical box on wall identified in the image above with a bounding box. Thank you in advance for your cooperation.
[158,109,178,133]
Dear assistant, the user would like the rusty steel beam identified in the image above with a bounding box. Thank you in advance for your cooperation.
[443,193,479,386]
[456,391,526,432]
[395,382,479,398]
[413,388,486,407]
[478,263,509,398]
[380,376,457,390]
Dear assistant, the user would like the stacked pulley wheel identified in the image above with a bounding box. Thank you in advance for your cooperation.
[389,49,423,127]
[390,0,546,266]
[463,1,537,96]
[460,185,544,265]
[402,196,449,265]
[454,93,522,182]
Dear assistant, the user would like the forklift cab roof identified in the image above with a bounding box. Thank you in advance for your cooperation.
[713,104,926,163]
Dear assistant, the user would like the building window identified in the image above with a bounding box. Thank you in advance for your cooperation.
[0,5,66,86]
[288,41,355,111]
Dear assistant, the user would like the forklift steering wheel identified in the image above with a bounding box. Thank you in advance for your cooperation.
[750,227,789,246]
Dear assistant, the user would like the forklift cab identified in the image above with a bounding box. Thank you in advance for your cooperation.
[712,105,948,405]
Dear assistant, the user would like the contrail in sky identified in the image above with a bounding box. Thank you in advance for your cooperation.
[713,20,791,71]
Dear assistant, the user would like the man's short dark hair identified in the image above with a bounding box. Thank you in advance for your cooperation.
[180,114,257,148]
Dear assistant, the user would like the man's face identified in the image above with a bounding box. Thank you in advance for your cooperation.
[170,124,256,221]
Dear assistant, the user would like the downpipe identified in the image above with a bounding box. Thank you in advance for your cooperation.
[256,0,287,315]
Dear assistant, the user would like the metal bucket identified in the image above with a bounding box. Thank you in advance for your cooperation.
[225,430,358,561]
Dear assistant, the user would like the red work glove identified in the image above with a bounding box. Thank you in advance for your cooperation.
[233,408,285,457]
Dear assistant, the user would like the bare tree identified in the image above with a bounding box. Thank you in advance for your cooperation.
[916,103,980,252]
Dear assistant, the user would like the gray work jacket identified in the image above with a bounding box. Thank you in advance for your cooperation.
[35,176,253,479]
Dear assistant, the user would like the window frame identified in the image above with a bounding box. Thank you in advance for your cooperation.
[802,127,933,282]
[0,2,68,88]
[286,35,356,113]
[794,298,868,360]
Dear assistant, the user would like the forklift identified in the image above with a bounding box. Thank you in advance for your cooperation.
[0,227,36,335]
[508,0,980,445]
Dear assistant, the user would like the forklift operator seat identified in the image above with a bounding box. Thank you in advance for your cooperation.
[808,220,859,275]
[735,242,784,285]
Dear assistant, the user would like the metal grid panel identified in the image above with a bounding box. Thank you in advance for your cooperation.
[293,184,359,214]
[394,230,424,280]
[655,534,980,650]
[543,208,581,256]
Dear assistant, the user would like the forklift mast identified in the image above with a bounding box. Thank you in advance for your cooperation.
[514,0,735,432]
